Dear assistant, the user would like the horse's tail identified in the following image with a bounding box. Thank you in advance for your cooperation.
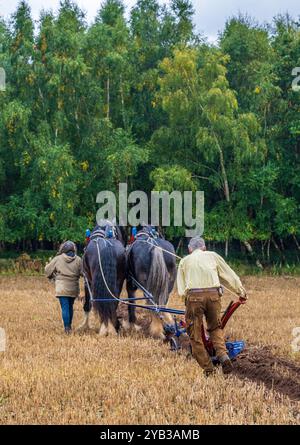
[92,240,118,324]
[147,247,169,306]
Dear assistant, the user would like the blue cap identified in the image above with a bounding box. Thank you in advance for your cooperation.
[85,229,91,237]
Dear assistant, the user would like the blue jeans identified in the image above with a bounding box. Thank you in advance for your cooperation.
[58,297,75,330]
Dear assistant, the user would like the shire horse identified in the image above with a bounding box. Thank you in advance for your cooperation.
[79,221,126,336]
[126,226,177,339]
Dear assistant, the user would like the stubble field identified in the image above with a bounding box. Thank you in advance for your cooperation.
[0,275,299,425]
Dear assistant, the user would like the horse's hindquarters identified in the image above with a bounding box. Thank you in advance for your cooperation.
[81,239,126,336]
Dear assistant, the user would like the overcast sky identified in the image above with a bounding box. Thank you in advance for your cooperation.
[0,0,299,42]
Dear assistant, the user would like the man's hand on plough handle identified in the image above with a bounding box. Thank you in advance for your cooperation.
[237,287,248,304]
[239,295,248,304]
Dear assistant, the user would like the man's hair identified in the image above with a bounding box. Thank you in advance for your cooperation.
[188,236,206,251]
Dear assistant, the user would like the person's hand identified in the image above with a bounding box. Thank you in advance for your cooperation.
[238,287,248,304]
[239,295,248,304]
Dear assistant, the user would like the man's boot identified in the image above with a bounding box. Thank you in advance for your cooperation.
[219,355,233,374]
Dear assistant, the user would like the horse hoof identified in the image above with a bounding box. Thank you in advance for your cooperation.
[121,320,131,331]
[163,313,175,325]
[159,333,166,341]
[99,324,108,337]
[107,322,118,337]
[107,328,118,337]
[77,313,91,332]
[76,323,90,332]
[149,331,166,341]
[149,322,165,340]
[133,323,142,332]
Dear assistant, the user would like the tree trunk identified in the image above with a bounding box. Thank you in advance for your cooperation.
[106,75,110,120]
[197,101,234,260]
[292,234,300,251]
[261,240,265,261]
[176,237,183,255]
[243,240,263,269]
[225,239,229,258]
[218,146,230,203]
[267,239,271,262]
[198,100,230,203]
[120,75,126,129]
[271,237,280,252]
[271,237,285,264]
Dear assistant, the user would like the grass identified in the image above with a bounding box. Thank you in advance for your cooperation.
[0,275,299,424]
[1,249,300,277]
[228,261,300,277]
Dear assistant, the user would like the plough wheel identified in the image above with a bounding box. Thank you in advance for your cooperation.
[169,336,180,351]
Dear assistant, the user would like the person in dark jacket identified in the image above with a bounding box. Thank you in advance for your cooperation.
[45,241,82,334]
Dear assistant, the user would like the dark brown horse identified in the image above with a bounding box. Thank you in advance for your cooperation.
[126,226,177,338]
[78,221,126,336]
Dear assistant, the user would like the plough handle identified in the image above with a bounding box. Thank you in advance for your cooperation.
[221,300,242,329]
[201,298,242,356]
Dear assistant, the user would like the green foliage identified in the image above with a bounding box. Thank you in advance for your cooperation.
[151,165,196,192]
[0,1,299,264]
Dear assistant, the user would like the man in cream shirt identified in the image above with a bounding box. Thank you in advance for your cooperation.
[177,236,247,376]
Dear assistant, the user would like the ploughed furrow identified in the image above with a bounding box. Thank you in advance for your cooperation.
[232,346,300,401]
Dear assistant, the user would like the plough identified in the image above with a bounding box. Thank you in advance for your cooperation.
[164,299,245,364]
[86,268,245,365]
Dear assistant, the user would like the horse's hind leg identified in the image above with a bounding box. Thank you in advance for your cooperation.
[77,284,92,331]
[99,318,117,337]
[98,312,108,337]
[161,311,174,326]
[149,313,165,340]
[98,305,118,337]
[162,264,177,326]
[107,304,119,337]
[125,282,141,332]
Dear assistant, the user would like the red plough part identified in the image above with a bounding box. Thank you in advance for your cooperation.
[201,299,245,362]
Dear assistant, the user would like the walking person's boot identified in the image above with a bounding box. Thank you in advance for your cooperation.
[219,354,233,374]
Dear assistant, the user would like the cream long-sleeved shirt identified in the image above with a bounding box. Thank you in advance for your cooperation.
[177,249,245,297]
